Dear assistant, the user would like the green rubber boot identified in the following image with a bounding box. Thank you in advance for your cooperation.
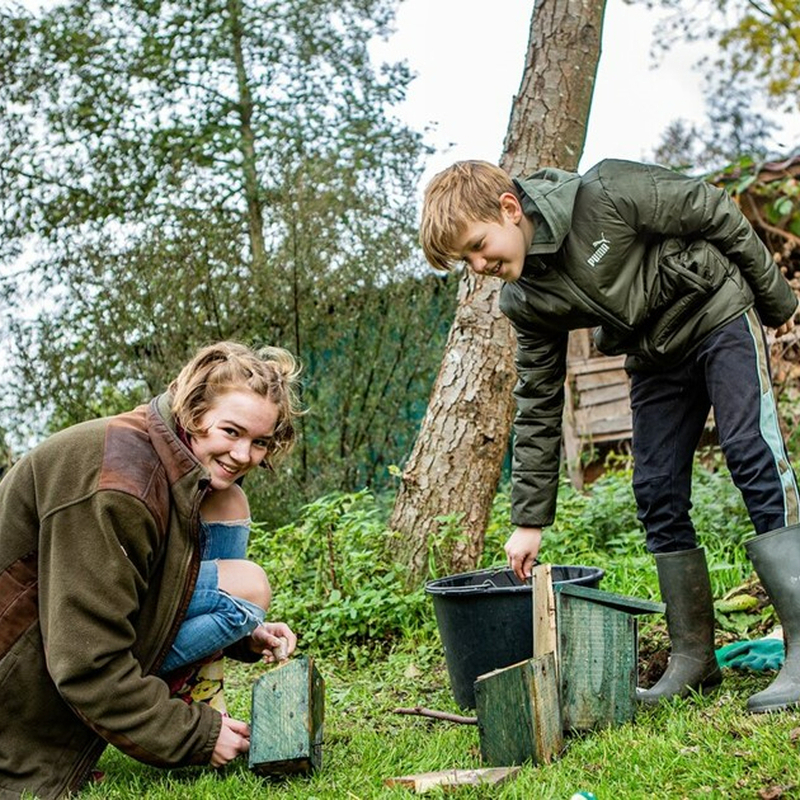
[637,547,722,705]
[746,524,800,713]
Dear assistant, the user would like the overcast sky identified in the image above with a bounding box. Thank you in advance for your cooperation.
[372,0,799,188]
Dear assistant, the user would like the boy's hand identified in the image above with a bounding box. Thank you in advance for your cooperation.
[249,622,297,663]
[773,301,799,338]
[773,316,797,338]
[505,526,543,582]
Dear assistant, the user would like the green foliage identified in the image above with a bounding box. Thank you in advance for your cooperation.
[777,380,800,463]
[255,450,767,656]
[0,425,12,479]
[81,645,800,797]
[637,0,800,110]
[78,455,800,796]
[652,85,781,173]
[760,174,800,237]
[479,451,756,603]
[249,490,436,655]
[640,0,799,170]
[0,0,455,523]
[714,155,800,241]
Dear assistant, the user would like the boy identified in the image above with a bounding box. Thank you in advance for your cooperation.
[420,158,800,712]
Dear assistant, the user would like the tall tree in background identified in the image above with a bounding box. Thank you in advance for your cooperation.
[0,0,453,521]
[652,80,779,172]
[638,0,799,167]
[639,0,800,110]
[390,0,608,584]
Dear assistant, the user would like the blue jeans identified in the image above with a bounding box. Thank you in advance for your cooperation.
[159,519,265,675]
[630,310,800,553]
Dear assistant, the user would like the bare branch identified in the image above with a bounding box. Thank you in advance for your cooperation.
[392,706,478,725]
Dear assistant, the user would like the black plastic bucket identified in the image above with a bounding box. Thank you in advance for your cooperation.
[425,565,604,708]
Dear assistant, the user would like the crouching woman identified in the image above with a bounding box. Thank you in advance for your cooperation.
[0,341,301,799]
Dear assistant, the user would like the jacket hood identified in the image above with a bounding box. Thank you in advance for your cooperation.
[514,168,581,255]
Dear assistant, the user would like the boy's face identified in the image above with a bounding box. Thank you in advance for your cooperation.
[453,192,531,283]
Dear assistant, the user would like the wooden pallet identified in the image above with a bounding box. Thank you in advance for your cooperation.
[562,342,631,490]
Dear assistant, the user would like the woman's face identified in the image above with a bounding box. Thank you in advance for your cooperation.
[190,389,279,490]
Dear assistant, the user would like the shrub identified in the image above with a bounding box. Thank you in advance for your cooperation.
[250,452,777,655]
[249,489,436,656]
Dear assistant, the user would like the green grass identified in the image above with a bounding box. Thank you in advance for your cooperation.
[84,645,800,799]
[79,456,800,798]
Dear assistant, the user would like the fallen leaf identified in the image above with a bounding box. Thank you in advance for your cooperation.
[758,784,794,799]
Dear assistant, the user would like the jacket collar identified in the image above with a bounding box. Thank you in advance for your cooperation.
[148,393,208,491]
[514,168,581,258]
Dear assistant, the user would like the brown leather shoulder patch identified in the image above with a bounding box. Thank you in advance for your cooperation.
[0,551,38,657]
[99,411,169,534]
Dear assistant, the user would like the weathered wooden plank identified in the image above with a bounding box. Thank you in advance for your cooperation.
[576,383,630,407]
[556,583,665,615]
[567,329,592,361]
[531,563,557,661]
[575,398,632,425]
[249,656,325,775]
[574,368,629,391]
[475,653,563,766]
[568,355,628,375]
[556,592,637,731]
[562,374,584,490]
[575,412,634,436]
[586,431,635,444]
[384,767,520,793]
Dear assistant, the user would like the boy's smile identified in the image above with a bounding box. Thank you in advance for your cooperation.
[454,192,533,283]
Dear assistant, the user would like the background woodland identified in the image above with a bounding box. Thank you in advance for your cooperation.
[0,0,798,569]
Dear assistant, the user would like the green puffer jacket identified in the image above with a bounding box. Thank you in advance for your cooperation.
[0,394,233,799]
[500,159,798,529]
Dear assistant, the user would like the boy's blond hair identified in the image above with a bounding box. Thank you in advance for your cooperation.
[170,341,303,468]
[420,160,517,271]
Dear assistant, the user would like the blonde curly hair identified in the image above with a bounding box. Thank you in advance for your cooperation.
[170,341,302,468]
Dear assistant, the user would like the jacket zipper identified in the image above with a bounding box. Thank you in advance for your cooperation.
[149,487,206,675]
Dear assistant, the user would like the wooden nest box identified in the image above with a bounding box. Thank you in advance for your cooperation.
[473,565,664,767]
[249,656,325,776]
[556,583,663,731]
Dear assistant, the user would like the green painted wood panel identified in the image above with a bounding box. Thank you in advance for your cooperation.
[249,656,325,775]
[556,582,664,615]
[557,591,637,731]
[474,653,563,767]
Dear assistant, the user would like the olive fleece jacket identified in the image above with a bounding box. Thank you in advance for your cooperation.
[0,394,230,799]
[500,159,798,528]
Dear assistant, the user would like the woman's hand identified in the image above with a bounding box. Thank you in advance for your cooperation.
[210,717,250,768]
[248,622,298,663]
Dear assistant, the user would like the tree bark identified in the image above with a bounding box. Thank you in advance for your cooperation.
[391,0,607,585]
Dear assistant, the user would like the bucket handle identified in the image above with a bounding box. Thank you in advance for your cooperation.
[429,579,530,595]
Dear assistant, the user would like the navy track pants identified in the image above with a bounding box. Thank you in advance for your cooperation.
[630,309,799,553]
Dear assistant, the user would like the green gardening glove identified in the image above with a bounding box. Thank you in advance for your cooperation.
[715,638,784,671]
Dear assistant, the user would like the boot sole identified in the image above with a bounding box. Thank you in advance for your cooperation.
[747,699,800,714]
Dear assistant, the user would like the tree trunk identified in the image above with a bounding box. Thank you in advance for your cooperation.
[228,0,268,273]
[391,0,607,584]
